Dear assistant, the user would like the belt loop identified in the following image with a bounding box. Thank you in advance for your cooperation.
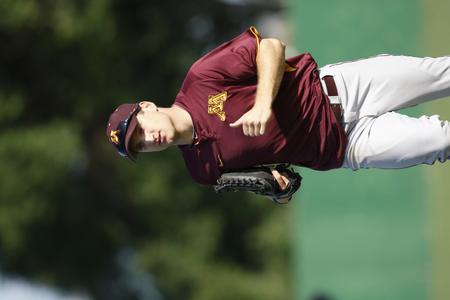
[322,75,343,124]
[323,76,339,97]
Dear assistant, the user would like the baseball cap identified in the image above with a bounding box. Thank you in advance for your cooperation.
[106,103,141,161]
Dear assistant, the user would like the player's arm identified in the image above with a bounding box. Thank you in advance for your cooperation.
[229,38,286,136]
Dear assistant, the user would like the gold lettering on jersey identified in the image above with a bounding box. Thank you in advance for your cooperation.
[208,91,227,121]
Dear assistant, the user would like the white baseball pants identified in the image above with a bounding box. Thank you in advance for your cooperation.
[319,54,450,170]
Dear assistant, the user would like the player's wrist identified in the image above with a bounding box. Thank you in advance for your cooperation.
[253,101,272,112]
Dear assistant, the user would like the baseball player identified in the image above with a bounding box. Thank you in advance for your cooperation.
[106,27,450,202]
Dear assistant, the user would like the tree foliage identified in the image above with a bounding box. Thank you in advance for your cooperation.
[0,1,292,299]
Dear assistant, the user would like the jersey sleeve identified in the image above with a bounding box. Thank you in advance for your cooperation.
[178,144,222,186]
[190,26,261,82]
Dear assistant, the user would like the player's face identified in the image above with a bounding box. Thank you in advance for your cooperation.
[130,101,176,153]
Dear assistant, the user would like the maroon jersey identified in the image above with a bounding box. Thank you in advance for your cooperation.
[174,27,347,185]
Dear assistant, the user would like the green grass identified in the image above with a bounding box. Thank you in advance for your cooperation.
[422,0,450,299]
[288,1,428,300]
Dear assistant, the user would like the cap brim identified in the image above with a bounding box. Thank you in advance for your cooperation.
[124,115,139,162]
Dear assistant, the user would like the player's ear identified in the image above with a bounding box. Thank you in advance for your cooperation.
[139,101,158,112]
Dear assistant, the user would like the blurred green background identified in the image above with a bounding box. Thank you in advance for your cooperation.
[290,0,450,300]
[0,0,449,300]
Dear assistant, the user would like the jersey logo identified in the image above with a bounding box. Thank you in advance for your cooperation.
[208,91,227,121]
[110,130,120,144]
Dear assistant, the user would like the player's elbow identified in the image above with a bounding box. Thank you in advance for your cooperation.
[260,38,286,51]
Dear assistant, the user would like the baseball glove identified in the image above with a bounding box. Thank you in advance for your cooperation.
[214,165,302,204]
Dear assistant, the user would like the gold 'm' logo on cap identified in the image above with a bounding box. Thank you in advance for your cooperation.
[208,91,227,121]
[110,130,120,144]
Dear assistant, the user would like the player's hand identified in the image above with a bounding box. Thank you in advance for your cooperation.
[271,168,292,202]
[271,169,290,190]
[229,105,272,136]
